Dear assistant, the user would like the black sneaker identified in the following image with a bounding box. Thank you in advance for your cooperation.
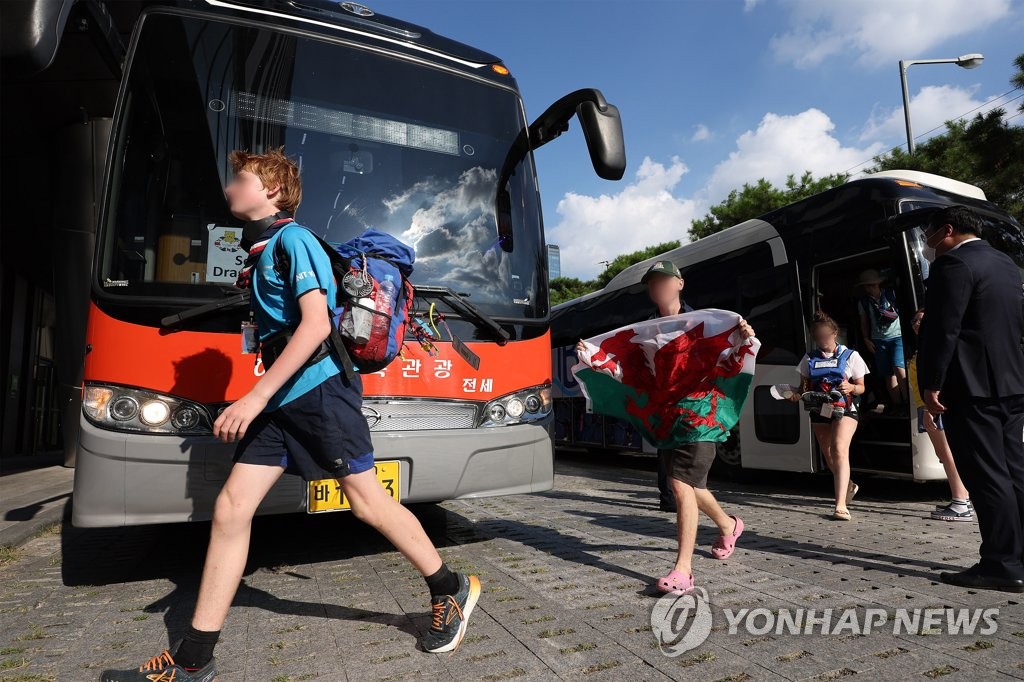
[931,505,974,522]
[99,648,216,682]
[421,572,481,654]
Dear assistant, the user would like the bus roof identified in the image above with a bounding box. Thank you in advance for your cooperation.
[866,170,987,200]
[3,0,506,78]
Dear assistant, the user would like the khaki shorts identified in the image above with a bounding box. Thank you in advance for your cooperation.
[659,442,717,489]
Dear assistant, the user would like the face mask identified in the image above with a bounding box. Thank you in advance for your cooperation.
[922,246,936,263]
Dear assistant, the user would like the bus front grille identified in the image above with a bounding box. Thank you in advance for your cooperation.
[361,400,479,432]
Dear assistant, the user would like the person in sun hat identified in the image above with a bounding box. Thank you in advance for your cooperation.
[857,268,907,415]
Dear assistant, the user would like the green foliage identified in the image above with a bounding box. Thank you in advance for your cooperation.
[688,171,849,240]
[593,240,681,288]
[549,277,595,306]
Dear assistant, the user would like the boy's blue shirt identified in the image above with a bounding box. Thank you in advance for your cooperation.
[251,223,343,410]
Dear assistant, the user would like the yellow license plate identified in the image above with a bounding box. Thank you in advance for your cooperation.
[306,460,401,513]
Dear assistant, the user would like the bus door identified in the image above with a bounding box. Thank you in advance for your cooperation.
[809,249,913,475]
[730,250,816,473]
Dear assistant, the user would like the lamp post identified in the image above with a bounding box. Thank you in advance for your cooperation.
[899,53,984,155]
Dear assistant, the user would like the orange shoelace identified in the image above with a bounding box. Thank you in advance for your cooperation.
[140,650,175,672]
[430,596,463,631]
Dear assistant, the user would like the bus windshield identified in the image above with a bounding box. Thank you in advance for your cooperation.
[97,13,545,323]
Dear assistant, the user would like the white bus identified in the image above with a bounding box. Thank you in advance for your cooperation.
[551,171,1024,481]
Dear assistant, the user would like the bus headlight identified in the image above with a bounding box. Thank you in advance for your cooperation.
[82,383,213,435]
[479,384,552,427]
[139,400,171,426]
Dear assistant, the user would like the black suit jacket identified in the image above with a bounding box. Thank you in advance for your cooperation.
[918,239,1024,401]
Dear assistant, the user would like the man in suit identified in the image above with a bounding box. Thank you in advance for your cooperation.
[918,205,1024,592]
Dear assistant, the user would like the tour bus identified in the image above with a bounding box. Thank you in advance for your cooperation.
[14,0,625,526]
[551,171,1024,481]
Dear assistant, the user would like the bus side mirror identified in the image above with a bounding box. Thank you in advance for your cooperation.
[495,88,626,251]
[576,99,625,181]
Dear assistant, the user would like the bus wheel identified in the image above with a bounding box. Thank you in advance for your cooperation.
[712,431,744,480]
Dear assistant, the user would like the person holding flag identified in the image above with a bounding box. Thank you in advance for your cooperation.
[574,261,758,596]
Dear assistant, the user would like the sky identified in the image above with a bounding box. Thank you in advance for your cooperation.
[373,0,1024,279]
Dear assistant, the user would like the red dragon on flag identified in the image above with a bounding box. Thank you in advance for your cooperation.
[572,310,760,448]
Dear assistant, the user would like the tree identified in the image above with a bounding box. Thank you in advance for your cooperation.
[688,171,849,240]
[592,240,681,289]
[549,277,596,306]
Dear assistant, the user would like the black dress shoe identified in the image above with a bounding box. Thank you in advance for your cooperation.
[940,568,1024,593]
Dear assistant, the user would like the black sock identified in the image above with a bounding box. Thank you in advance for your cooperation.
[174,625,220,670]
[424,563,460,597]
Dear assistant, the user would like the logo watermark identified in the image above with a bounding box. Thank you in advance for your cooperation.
[650,591,999,657]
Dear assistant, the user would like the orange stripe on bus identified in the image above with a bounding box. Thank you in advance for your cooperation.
[83,303,552,403]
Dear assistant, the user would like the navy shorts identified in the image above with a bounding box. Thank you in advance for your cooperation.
[233,372,375,481]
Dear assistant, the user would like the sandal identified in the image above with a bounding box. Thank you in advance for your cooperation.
[833,508,851,521]
[711,515,744,560]
[655,569,695,595]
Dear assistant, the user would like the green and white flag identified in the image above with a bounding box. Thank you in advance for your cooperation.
[572,309,760,448]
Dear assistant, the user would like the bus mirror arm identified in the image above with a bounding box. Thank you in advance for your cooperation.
[160,291,250,329]
[878,207,944,240]
[494,88,626,252]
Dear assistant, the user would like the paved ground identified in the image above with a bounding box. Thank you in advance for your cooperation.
[2,452,1023,682]
[0,454,73,549]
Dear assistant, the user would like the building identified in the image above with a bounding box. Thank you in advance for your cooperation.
[547,244,561,280]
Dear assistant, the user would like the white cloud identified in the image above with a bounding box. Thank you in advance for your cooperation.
[690,124,712,142]
[770,0,1011,69]
[546,157,699,280]
[703,108,884,200]
[743,0,762,11]
[860,84,1003,145]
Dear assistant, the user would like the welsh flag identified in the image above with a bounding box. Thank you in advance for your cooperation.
[571,309,760,448]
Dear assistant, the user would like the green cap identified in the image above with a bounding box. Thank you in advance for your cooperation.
[641,260,682,283]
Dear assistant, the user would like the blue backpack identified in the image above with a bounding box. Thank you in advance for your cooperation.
[274,228,415,376]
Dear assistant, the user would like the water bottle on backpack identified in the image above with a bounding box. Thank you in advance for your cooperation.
[366,274,396,357]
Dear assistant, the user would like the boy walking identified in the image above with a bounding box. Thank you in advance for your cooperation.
[101,148,479,682]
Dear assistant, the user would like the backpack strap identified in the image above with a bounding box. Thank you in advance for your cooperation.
[270,226,357,379]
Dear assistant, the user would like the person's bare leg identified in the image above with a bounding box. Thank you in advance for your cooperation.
[831,418,858,512]
[694,487,735,535]
[671,478,699,576]
[927,428,970,500]
[813,423,834,473]
[192,463,285,631]
[341,468,442,576]
[894,367,908,405]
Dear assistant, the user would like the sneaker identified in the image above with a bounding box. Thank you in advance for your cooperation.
[421,572,481,654]
[99,648,216,682]
[931,505,974,522]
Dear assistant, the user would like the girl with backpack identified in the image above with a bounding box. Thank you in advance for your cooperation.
[791,312,870,521]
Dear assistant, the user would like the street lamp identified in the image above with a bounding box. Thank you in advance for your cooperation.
[899,53,983,154]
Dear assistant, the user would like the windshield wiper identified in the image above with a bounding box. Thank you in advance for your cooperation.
[413,285,510,345]
[160,291,250,329]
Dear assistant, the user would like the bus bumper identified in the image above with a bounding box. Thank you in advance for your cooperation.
[71,416,554,527]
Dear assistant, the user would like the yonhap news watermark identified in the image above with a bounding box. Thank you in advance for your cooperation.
[650,590,1000,657]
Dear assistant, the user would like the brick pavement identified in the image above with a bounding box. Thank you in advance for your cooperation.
[1,453,1022,681]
